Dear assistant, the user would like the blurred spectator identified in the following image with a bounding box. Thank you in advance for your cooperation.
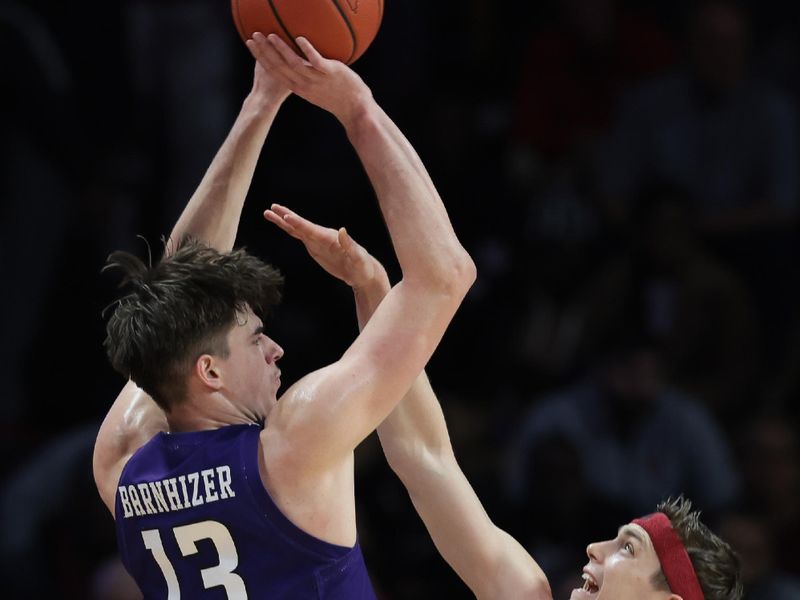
[0,3,77,425]
[509,0,675,193]
[509,432,625,595]
[505,330,740,518]
[118,0,240,241]
[90,557,142,600]
[582,183,760,422]
[717,511,800,600]
[764,313,800,417]
[597,0,798,233]
[510,167,604,393]
[509,181,761,419]
[749,1,800,102]
[504,0,678,395]
[596,1,798,362]
[0,424,117,598]
[736,415,800,577]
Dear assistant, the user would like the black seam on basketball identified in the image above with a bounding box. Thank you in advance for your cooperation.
[265,0,305,56]
[328,0,357,63]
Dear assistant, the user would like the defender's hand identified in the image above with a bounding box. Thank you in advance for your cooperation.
[265,204,387,290]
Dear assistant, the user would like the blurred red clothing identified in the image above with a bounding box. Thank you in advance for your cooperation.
[512,14,675,160]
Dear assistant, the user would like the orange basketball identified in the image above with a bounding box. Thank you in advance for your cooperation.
[232,0,384,65]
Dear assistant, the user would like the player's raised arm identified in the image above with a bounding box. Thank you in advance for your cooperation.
[93,63,290,514]
[167,61,290,253]
[249,34,476,467]
[267,207,550,599]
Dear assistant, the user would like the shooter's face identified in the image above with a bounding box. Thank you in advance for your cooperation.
[219,306,283,416]
[572,524,672,600]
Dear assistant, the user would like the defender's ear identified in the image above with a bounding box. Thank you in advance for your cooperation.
[195,354,223,390]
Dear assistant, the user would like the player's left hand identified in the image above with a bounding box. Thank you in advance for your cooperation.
[265,204,387,290]
[250,60,291,107]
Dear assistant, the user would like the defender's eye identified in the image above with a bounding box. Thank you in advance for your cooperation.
[624,542,635,555]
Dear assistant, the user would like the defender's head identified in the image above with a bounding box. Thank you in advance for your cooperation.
[104,240,284,414]
[576,497,742,600]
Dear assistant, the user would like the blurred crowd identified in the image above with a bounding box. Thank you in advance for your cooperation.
[1,0,798,598]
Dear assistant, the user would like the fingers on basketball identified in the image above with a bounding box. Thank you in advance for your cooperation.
[296,37,326,71]
[231,0,383,64]
[268,34,309,70]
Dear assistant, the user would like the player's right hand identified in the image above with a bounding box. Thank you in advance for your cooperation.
[246,33,373,126]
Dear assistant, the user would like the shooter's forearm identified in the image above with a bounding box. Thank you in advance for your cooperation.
[167,93,284,254]
[343,102,475,290]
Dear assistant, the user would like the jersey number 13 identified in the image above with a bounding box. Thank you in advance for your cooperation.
[142,520,247,599]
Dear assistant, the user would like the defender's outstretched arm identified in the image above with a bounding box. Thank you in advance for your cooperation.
[266,207,550,599]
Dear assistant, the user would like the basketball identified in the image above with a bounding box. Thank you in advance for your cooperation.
[232,0,384,65]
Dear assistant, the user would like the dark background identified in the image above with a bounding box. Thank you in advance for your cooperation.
[1,0,799,598]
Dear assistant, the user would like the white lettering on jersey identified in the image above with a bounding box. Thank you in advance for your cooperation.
[128,485,145,517]
[217,466,235,500]
[188,472,204,507]
[149,481,169,513]
[201,469,219,502]
[178,475,190,509]
[162,477,183,511]
[138,483,157,515]
[116,465,237,519]
[118,486,134,518]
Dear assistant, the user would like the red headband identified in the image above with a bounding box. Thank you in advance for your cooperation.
[632,512,704,600]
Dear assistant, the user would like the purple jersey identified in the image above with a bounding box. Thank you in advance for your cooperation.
[115,423,377,599]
